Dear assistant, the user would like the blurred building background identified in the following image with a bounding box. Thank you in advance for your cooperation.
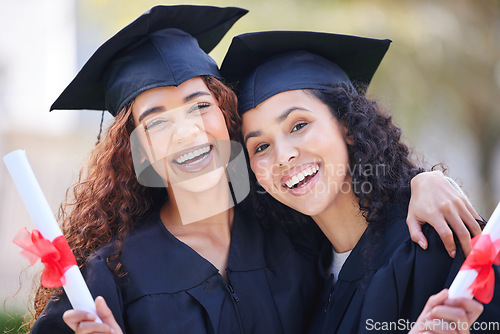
[1,0,499,325]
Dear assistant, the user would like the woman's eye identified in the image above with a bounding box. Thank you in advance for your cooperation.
[189,102,211,114]
[291,122,308,132]
[255,144,269,154]
[144,118,168,131]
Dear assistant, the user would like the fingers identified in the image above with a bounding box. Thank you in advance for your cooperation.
[407,215,428,250]
[419,290,449,317]
[462,196,481,220]
[417,319,459,334]
[95,296,123,333]
[444,211,471,256]
[412,290,452,334]
[445,297,484,324]
[426,290,450,310]
[461,200,482,236]
[75,321,116,334]
[62,297,122,334]
[447,194,481,239]
[416,293,483,334]
[63,309,114,334]
[62,310,96,331]
[408,171,484,257]
[430,305,468,333]
[430,219,456,258]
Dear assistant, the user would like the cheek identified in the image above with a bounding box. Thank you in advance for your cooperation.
[147,132,173,159]
[250,158,275,190]
[313,123,349,162]
[202,110,230,140]
[131,130,172,163]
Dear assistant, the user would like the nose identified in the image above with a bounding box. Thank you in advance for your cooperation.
[275,140,298,167]
[173,118,201,143]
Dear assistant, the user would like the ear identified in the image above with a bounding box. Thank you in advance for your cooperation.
[135,139,150,164]
[139,148,148,164]
[130,131,151,167]
[342,126,354,145]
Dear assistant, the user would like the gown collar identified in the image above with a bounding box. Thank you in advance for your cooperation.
[114,206,271,295]
[318,204,410,282]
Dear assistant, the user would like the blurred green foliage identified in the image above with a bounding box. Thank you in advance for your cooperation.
[0,311,27,334]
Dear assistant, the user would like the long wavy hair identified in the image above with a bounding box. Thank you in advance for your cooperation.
[28,75,239,328]
[248,83,424,233]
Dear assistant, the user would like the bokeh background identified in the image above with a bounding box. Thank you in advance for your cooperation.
[1,0,499,330]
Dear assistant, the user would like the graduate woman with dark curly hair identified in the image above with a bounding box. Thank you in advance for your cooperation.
[29,6,486,334]
[221,31,500,333]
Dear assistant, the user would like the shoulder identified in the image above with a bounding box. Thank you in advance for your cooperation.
[31,292,73,333]
[368,200,462,274]
[82,211,162,295]
[88,210,161,260]
[360,217,464,323]
[285,220,328,260]
[370,222,462,288]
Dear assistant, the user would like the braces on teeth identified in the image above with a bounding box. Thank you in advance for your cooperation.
[175,146,210,164]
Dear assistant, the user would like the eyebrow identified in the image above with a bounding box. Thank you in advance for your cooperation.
[277,106,310,124]
[138,106,165,123]
[138,91,212,123]
[183,91,211,103]
[244,107,311,145]
[244,130,262,146]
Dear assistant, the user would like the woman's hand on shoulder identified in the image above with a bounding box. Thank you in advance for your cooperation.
[63,296,123,334]
[407,171,482,257]
[409,289,483,334]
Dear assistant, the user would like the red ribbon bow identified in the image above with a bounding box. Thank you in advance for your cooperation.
[13,228,77,288]
[462,234,500,304]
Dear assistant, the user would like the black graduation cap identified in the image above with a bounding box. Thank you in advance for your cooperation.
[51,5,248,116]
[220,31,391,114]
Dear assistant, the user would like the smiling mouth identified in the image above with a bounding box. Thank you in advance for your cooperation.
[282,165,320,189]
[172,145,212,166]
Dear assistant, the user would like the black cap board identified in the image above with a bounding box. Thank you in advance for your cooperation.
[51,5,248,116]
[220,31,391,114]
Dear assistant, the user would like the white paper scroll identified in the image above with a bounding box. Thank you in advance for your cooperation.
[3,150,101,322]
[448,201,500,300]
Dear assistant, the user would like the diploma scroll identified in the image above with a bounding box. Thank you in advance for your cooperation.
[3,150,102,322]
[448,201,500,303]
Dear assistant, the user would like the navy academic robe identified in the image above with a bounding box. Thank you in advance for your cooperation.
[310,205,500,334]
[31,207,323,333]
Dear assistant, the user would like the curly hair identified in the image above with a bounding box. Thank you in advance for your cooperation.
[309,84,425,228]
[28,75,239,328]
[248,83,424,233]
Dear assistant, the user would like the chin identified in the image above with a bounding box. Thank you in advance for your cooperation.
[173,166,226,193]
[295,204,326,217]
[275,196,323,217]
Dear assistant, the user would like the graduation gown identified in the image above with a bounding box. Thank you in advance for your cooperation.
[309,205,500,334]
[31,207,322,334]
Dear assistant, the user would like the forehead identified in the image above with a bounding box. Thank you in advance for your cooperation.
[131,77,213,120]
[135,77,210,104]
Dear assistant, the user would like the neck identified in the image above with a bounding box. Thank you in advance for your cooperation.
[161,180,234,281]
[311,188,368,253]
[162,170,234,228]
[162,204,234,238]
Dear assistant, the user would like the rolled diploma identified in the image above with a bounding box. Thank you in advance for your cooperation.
[448,201,500,299]
[3,150,101,322]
